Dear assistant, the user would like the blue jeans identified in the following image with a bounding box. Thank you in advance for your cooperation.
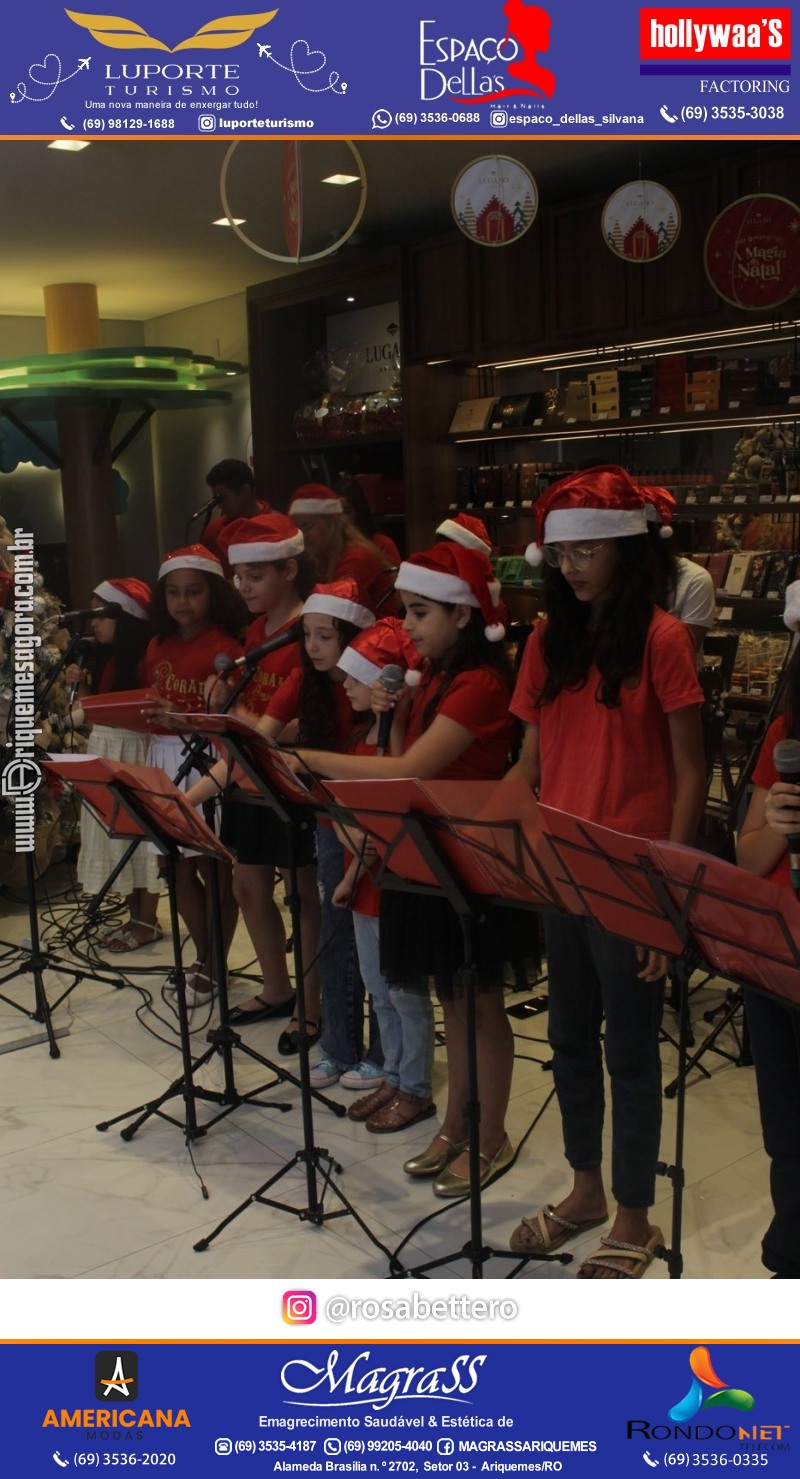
[315,825,381,1072]
[743,987,800,1278]
[353,912,434,1099]
[544,914,665,1209]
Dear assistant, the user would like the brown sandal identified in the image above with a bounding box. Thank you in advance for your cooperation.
[348,1082,398,1123]
[366,1091,437,1134]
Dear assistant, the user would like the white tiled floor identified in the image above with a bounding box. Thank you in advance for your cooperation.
[0,863,772,1281]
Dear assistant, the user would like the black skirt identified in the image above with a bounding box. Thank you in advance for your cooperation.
[378,888,531,1000]
[219,797,316,868]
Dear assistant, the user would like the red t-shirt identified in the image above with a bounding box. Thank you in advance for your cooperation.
[145,625,242,731]
[403,665,515,782]
[374,531,401,566]
[511,608,703,840]
[266,667,354,746]
[751,712,794,889]
[335,542,395,616]
[201,500,270,580]
[266,668,354,830]
[96,654,148,694]
[240,614,301,717]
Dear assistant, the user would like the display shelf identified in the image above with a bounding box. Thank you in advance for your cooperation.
[713,595,787,633]
[448,405,800,445]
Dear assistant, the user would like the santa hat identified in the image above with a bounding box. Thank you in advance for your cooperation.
[302,578,375,630]
[158,544,223,581]
[396,542,505,644]
[288,483,343,517]
[338,616,420,687]
[220,512,304,566]
[524,465,648,567]
[435,512,492,555]
[784,580,800,634]
[639,484,676,541]
[93,577,151,622]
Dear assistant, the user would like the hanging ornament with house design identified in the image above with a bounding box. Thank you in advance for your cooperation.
[451,156,538,247]
[601,179,681,263]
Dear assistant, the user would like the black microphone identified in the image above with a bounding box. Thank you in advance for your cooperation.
[214,620,302,674]
[68,638,96,706]
[59,603,122,623]
[188,494,221,521]
[773,738,800,888]
[376,663,405,757]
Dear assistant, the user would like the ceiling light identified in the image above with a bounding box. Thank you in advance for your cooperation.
[346,296,355,303]
[212,216,246,226]
[322,174,360,185]
[47,139,91,152]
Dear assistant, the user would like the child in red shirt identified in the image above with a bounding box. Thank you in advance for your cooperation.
[332,618,436,1133]
[737,582,800,1278]
[507,466,705,1278]
[293,543,518,1199]
[146,545,246,1002]
[207,513,321,1052]
[66,576,162,951]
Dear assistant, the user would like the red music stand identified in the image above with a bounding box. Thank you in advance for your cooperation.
[324,777,566,1279]
[44,755,293,1154]
[327,779,800,1280]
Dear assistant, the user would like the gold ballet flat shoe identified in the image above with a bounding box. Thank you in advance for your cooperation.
[403,1133,468,1178]
[432,1134,514,1199]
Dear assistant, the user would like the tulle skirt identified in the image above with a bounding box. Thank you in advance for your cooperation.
[77,725,162,897]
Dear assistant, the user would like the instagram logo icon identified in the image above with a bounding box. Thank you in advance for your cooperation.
[283,1290,316,1324]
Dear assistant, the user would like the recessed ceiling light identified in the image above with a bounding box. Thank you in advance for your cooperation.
[47,139,91,152]
[346,296,355,303]
[322,173,360,186]
[212,216,246,226]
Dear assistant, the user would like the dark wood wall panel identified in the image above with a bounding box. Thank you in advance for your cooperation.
[544,200,630,346]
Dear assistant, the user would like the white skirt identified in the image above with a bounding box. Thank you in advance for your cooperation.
[146,733,221,857]
[77,725,162,897]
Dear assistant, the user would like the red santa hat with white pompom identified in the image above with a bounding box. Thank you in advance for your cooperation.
[524,465,648,566]
[639,484,676,539]
[395,542,505,684]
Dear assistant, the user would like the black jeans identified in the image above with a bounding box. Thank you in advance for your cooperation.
[743,987,800,1278]
[544,914,665,1209]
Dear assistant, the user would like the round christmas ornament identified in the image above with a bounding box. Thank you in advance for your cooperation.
[704,194,800,311]
[451,156,538,247]
[602,179,681,262]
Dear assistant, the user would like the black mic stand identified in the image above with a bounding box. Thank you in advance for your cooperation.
[44,754,293,1157]
[0,631,136,1058]
[93,708,342,1146]
[192,721,392,1263]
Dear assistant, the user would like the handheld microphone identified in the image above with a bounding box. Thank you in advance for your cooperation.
[188,494,221,522]
[773,737,800,888]
[214,620,302,674]
[59,603,122,624]
[376,663,405,757]
[68,638,96,706]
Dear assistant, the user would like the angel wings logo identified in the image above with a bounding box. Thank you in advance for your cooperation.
[65,8,278,52]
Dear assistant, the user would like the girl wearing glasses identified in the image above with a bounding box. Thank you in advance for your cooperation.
[506,466,706,1279]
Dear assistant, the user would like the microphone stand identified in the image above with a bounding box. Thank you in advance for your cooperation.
[0,635,133,1058]
[96,670,344,1139]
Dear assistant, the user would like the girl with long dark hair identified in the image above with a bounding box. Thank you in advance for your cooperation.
[66,577,162,951]
[146,545,247,1000]
[506,466,706,1278]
